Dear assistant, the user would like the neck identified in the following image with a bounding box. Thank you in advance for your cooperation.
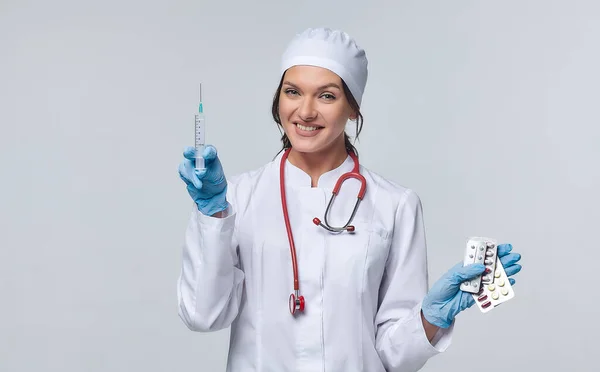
[287,140,349,187]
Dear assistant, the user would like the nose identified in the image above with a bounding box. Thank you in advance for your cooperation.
[298,97,317,122]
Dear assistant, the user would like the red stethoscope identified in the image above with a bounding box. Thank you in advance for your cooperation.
[280,148,367,315]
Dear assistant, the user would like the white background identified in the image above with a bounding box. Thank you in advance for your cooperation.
[1,0,599,371]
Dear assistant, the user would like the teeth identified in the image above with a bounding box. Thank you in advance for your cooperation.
[296,123,320,131]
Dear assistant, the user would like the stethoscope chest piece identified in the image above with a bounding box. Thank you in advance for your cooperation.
[289,292,305,315]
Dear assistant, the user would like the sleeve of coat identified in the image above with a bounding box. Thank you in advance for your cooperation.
[177,177,245,332]
[374,188,454,372]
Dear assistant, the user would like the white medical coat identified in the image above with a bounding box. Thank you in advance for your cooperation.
[177,151,454,371]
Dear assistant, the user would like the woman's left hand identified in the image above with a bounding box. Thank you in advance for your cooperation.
[421,243,522,329]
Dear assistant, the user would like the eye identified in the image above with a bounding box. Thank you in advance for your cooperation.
[285,88,299,96]
[321,93,336,100]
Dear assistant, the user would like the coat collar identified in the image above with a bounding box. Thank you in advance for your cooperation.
[273,150,356,190]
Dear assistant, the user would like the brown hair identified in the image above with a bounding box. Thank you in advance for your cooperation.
[271,73,364,156]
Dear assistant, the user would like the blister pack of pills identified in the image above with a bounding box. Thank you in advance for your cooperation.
[459,236,515,313]
[472,258,515,313]
[459,237,498,294]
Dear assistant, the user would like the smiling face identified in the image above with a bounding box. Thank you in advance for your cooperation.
[277,65,357,156]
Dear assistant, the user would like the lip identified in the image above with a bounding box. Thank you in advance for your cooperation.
[293,122,323,137]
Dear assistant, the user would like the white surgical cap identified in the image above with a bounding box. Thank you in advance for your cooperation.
[280,27,369,106]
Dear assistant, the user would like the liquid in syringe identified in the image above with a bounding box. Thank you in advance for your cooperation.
[194,83,206,170]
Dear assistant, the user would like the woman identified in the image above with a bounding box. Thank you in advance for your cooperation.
[177,27,522,372]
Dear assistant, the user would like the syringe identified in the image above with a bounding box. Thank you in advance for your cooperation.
[194,83,206,170]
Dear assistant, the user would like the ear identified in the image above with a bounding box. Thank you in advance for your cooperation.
[349,111,358,121]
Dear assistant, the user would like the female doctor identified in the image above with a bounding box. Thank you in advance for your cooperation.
[177,28,522,372]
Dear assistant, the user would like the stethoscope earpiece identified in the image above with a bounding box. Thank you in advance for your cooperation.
[313,217,355,232]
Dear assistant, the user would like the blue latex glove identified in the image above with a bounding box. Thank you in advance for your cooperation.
[422,243,522,328]
[178,145,228,216]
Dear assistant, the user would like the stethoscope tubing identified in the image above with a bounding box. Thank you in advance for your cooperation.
[280,148,367,315]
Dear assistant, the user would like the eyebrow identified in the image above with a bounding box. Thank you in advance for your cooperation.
[283,81,342,90]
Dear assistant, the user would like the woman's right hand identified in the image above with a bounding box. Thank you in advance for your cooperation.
[178,145,229,216]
